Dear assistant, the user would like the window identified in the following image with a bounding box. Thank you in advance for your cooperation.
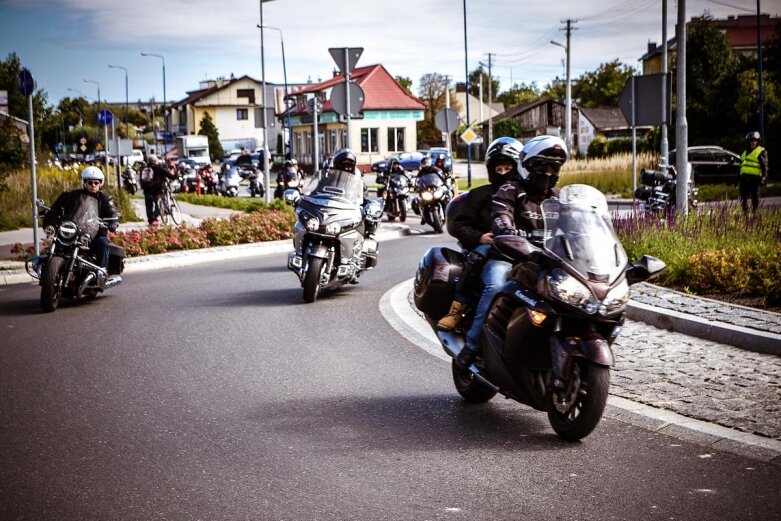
[387,127,405,152]
[237,89,256,104]
[237,108,248,120]
[361,128,379,153]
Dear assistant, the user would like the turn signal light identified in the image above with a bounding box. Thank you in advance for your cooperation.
[529,309,547,326]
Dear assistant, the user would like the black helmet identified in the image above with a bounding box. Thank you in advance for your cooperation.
[333,148,357,173]
[519,135,568,194]
[388,157,400,170]
[445,192,469,237]
[745,131,761,142]
[485,137,523,184]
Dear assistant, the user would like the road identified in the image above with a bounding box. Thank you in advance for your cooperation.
[0,230,778,520]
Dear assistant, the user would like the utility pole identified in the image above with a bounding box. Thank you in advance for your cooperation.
[660,0,669,170]
[675,0,689,218]
[563,19,576,153]
[486,52,495,144]
[757,0,765,141]
[444,75,452,153]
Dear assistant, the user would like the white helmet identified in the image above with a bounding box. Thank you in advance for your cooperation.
[519,135,568,193]
[81,166,105,184]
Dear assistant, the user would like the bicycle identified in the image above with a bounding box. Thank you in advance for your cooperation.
[157,181,182,225]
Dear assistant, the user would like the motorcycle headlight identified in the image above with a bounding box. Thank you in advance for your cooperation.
[306,217,319,231]
[59,221,77,240]
[547,268,599,314]
[603,279,630,315]
[420,191,434,202]
[325,222,341,235]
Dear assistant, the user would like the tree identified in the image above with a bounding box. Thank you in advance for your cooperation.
[468,66,500,103]
[496,82,541,110]
[395,75,413,93]
[572,59,635,108]
[198,112,224,161]
[417,73,449,145]
[0,52,54,150]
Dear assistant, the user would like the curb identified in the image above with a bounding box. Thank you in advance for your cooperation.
[0,225,412,286]
[380,279,781,465]
[628,300,781,356]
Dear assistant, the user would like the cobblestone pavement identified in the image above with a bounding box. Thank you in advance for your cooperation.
[612,320,781,440]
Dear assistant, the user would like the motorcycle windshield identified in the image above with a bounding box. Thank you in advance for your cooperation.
[65,193,101,240]
[541,185,628,284]
[416,173,443,189]
[305,170,365,208]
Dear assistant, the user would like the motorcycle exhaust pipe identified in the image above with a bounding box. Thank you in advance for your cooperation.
[105,275,123,288]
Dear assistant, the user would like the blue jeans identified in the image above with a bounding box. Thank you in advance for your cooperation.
[144,192,160,223]
[90,235,110,268]
[465,259,512,352]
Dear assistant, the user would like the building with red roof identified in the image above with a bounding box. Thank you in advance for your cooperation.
[287,64,426,170]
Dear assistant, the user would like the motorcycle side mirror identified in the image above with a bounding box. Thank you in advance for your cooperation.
[625,255,666,285]
[283,189,301,206]
[36,198,45,208]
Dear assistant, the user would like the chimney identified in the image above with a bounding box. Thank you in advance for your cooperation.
[648,41,657,54]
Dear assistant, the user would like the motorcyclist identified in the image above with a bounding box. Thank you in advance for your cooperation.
[377,158,411,201]
[455,135,568,369]
[275,159,302,198]
[140,154,176,225]
[331,148,381,238]
[43,166,119,268]
[437,137,523,331]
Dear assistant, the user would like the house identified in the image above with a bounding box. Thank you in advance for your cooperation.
[641,13,778,74]
[169,75,282,156]
[287,64,426,171]
[482,98,578,149]
[454,82,504,141]
[578,107,651,156]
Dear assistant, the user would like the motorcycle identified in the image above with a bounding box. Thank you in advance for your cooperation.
[219,167,242,197]
[202,165,220,195]
[411,171,451,233]
[179,163,202,194]
[26,200,125,313]
[413,184,666,441]
[383,171,412,222]
[248,168,266,198]
[274,167,303,199]
[122,165,139,195]
[634,165,698,216]
[284,170,383,303]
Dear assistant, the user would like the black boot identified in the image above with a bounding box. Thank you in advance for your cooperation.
[454,347,477,369]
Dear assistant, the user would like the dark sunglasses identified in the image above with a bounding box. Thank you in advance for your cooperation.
[86,180,102,186]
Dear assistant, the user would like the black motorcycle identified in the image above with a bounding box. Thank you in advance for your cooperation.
[634,166,698,216]
[274,167,302,199]
[284,171,383,303]
[383,171,412,222]
[414,184,665,441]
[412,172,451,233]
[122,164,139,195]
[26,201,125,313]
[248,169,266,198]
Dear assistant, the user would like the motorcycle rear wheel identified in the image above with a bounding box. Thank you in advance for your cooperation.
[40,256,65,312]
[547,361,610,441]
[303,257,325,303]
[452,361,497,403]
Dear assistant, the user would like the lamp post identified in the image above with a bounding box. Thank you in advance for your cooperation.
[108,64,129,139]
[258,24,292,159]
[259,0,277,203]
[141,52,167,156]
[550,39,571,152]
[84,78,109,175]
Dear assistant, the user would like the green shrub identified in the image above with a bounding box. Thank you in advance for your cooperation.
[176,193,290,213]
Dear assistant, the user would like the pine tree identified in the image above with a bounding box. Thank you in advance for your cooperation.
[198,112,224,161]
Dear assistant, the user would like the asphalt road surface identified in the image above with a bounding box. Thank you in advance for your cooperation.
[0,229,778,520]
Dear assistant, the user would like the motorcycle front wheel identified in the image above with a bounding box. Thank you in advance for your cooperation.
[547,360,610,441]
[302,256,325,303]
[430,207,443,233]
[452,361,497,403]
[399,199,407,223]
[40,256,65,312]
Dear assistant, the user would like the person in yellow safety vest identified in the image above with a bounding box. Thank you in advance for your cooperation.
[739,131,769,214]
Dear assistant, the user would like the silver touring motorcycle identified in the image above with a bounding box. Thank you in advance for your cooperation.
[414,184,666,440]
[285,170,383,303]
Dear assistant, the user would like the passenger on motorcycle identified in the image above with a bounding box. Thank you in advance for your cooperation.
[332,148,380,238]
[43,166,119,268]
[437,137,523,332]
[377,158,409,200]
[454,135,568,369]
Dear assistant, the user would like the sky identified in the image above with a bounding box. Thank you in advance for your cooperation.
[0,0,777,109]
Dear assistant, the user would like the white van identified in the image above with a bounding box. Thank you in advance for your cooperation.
[123,149,145,167]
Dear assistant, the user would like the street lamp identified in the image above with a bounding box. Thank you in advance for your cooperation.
[141,52,167,156]
[550,39,571,152]
[258,24,292,159]
[462,0,473,187]
[108,64,129,138]
[258,0,277,203]
[83,78,100,114]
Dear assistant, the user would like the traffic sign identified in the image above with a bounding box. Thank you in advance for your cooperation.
[618,73,671,127]
[329,47,363,75]
[460,127,478,145]
[98,109,113,126]
[435,108,460,133]
[18,69,35,97]
[330,81,365,117]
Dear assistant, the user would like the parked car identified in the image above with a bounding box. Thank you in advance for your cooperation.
[234,153,257,179]
[419,147,453,173]
[371,151,425,173]
[668,146,741,185]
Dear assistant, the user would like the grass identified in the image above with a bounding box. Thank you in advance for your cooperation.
[176,193,290,212]
[0,166,139,231]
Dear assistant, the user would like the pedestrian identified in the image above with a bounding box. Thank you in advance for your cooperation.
[139,154,176,225]
[739,131,769,214]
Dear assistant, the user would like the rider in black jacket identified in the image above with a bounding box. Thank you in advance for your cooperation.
[44,166,118,268]
[437,137,523,331]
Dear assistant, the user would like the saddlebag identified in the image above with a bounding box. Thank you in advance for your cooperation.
[413,247,464,320]
[108,244,125,275]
